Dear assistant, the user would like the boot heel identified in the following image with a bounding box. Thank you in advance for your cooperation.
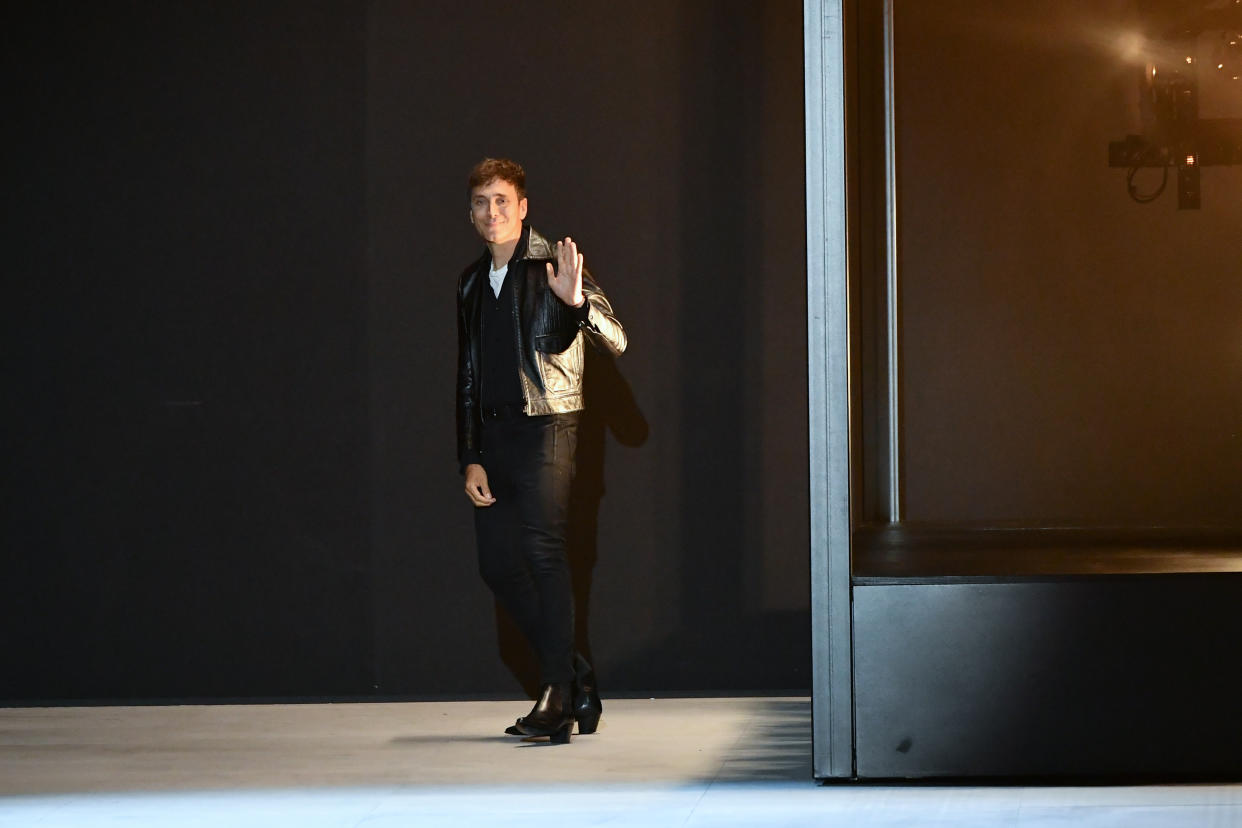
[571,653,602,736]
[551,721,572,744]
[576,710,600,735]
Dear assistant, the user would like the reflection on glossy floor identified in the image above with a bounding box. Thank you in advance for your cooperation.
[1,697,1240,826]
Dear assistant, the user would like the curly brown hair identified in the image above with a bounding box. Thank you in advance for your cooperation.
[467,157,526,200]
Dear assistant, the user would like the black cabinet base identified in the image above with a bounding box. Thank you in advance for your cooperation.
[851,577,1242,779]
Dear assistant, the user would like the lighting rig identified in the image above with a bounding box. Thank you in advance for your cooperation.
[1109,0,1242,208]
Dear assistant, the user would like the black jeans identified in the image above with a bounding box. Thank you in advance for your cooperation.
[474,411,578,685]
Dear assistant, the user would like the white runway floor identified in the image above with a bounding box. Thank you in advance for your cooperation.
[2,697,1240,826]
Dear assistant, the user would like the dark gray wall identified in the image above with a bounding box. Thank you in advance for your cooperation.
[6,3,371,700]
[367,0,809,696]
[5,1,808,700]
[895,0,1242,526]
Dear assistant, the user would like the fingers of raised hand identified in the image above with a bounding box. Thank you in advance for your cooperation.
[556,238,581,275]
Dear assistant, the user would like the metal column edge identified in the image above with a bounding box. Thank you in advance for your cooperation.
[805,0,855,780]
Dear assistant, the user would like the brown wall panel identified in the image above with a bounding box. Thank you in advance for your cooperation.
[895,0,1242,526]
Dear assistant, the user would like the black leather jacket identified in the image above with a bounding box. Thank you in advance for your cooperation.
[456,226,626,470]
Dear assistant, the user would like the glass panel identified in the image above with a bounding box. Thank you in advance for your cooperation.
[895,0,1242,527]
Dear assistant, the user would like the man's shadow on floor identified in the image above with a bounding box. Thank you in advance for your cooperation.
[494,349,648,697]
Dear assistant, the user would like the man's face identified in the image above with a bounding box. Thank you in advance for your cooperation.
[469,178,528,246]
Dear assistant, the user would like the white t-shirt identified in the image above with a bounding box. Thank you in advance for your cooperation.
[489,262,508,298]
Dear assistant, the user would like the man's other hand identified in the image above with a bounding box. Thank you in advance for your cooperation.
[545,237,585,308]
[464,463,496,507]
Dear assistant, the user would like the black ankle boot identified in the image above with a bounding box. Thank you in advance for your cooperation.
[572,653,603,735]
[504,654,602,737]
[515,682,574,743]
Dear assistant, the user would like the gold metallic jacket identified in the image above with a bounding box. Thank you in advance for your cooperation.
[456,227,627,470]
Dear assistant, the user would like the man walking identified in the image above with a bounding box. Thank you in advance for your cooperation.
[456,158,626,743]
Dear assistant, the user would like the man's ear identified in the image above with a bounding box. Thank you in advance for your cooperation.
[519,198,528,220]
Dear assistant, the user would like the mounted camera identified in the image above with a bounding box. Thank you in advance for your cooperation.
[1108,0,1242,208]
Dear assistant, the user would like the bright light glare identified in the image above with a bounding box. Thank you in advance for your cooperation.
[1117,32,1145,61]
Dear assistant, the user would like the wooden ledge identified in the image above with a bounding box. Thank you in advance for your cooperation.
[852,525,1242,580]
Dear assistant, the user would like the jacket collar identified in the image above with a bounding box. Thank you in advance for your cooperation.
[472,227,552,293]
[526,227,553,259]
[482,224,547,270]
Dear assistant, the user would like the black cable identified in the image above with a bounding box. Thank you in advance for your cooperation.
[1126,163,1169,203]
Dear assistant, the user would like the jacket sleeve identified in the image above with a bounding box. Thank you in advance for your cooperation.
[578,268,627,356]
[456,276,482,473]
